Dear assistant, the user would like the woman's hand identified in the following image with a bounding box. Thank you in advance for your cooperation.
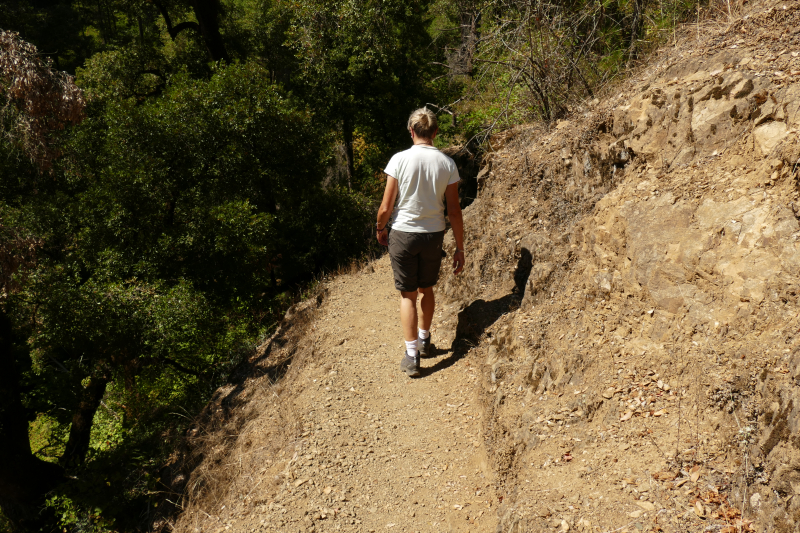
[452,249,464,275]
[377,227,389,246]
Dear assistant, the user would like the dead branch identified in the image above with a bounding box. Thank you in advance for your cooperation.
[0,30,85,171]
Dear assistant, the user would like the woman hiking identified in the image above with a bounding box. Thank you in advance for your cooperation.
[375,107,465,378]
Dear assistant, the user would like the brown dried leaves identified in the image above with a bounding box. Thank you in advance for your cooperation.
[0,30,85,170]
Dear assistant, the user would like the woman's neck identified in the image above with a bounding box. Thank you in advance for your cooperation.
[413,138,434,147]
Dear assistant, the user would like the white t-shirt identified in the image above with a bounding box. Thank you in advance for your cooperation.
[383,145,460,233]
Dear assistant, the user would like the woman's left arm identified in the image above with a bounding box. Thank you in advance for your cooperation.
[376,176,398,246]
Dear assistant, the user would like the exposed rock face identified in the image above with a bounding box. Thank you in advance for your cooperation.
[437,1,800,531]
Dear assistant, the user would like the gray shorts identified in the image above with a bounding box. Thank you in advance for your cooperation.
[388,229,445,292]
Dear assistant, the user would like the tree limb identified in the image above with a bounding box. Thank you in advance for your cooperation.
[152,0,201,40]
[161,357,202,377]
[171,20,201,38]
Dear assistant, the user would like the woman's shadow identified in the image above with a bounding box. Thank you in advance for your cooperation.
[420,246,534,376]
[420,292,521,376]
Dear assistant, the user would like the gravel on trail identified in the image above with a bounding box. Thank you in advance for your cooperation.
[177,255,498,533]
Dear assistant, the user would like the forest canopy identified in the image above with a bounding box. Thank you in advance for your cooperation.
[0,0,707,530]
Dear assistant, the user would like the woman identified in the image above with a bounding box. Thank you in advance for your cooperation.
[375,108,465,378]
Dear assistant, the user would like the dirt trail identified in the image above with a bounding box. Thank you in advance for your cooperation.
[176,255,498,533]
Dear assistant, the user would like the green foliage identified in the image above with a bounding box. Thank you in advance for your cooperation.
[273,185,375,276]
[285,0,442,195]
[71,61,328,291]
[287,0,434,111]
[1,48,374,531]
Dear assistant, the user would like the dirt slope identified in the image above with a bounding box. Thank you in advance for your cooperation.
[170,1,800,532]
[432,1,800,531]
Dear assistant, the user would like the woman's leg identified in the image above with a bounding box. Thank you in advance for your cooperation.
[418,286,435,331]
[399,290,419,342]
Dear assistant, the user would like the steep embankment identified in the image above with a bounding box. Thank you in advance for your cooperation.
[434,1,800,531]
[171,2,800,532]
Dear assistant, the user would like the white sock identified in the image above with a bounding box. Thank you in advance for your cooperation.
[405,339,417,357]
[418,329,430,340]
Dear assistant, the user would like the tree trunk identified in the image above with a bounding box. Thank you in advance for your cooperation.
[60,374,109,468]
[0,311,64,530]
[138,15,145,47]
[190,0,230,63]
[628,0,648,65]
[342,118,355,191]
[458,7,480,77]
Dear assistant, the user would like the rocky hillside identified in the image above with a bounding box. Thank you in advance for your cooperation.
[435,1,800,531]
[169,1,800,532]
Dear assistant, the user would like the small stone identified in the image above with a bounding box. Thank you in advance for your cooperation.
[694,501,705,517]
[628,510,643,518]
[750,493,761,507]
[636,501,655,511]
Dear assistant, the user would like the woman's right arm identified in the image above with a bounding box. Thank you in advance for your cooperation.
[376,176,398,246]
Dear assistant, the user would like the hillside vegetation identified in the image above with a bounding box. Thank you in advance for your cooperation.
[0,0,759,532]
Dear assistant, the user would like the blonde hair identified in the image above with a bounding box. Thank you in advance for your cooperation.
[407,107,438,139]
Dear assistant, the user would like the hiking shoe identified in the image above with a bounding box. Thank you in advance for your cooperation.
[418,334,431,357]
[400,351,420,378]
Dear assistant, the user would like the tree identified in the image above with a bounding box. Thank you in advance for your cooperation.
[0,34,372,528]
[0,31,85,530]
[151,0,230,62]
[287,0,438,189]
[0,30,85,170]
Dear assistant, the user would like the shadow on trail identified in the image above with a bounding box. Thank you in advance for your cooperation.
[421,292,520,377]
[420,238,534,377]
